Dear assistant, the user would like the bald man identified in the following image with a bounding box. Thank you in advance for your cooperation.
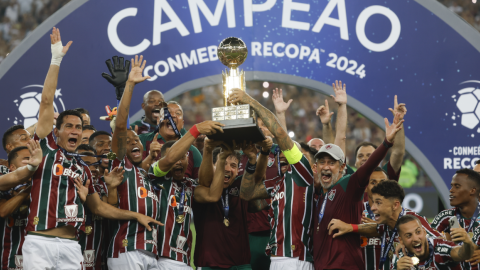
[307,138,324,151]
[130,90,165,134]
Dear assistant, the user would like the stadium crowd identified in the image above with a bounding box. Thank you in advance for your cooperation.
[1,26,480,270]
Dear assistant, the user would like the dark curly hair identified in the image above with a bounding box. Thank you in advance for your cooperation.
[371,180,405,203]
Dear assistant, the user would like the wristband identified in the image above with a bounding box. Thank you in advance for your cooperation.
[245,162,257,174]
[51,42,65,66]
[351,224,359,233]
[27,164,38,172]
[282,144,303,165]
[153,161,169,177]
[189,125,200,139]
[260,149,270,156]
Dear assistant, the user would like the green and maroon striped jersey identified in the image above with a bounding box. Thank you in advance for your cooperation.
[0,191,28,270]
[152,175,196,265]
[106,157,160,258]
[391,238,461,270]
[27,132,94,233]
[264,155,314,261]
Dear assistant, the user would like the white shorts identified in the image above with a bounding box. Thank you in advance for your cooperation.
[157,257,193,270]
[22,234,83,270]
[107,250,160,270]
[270,257,314,270]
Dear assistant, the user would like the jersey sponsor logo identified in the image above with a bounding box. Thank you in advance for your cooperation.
[367,237,381,246]
[53,164,80,178]
[83,250,95,267]
[328,189,336,201]
[137,187,159,202]
[229,187,239,196]
[268,157,275,167]
[272,191,285,202]
[168,195,191,214]
[57,204,84,222]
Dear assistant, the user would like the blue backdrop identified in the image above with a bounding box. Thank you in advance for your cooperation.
[1,0,479,206]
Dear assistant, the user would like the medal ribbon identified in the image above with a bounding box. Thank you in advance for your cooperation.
[365,202,375,220]
[154,107,181,137]
[178,184,185,217]
[220,189,229,220]
[274,146,281,176]
[58,147,106,167]
[455,203,480,233]
[317,191,329,226]
[379,208,405,268]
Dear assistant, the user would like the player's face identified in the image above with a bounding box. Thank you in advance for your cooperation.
[125,130,144,165]
[143,91,164,124]
[159,104,184,138]
[370,194,397,224]
[9,149,31,171]
[81,129,94,145]
[316,155,343,190]
[164,147,188,181]
[91,135,112,170]
[55,115,83,153]
[81,114,90,126]
[6,129,31,153]
[221,155,239,188]
[399,220,428,258]
[80,154,100,182]
[449,173,475,206]
[355,146,375,168]
[308,139,324,151]
[257,118,274,138]
[366,171,387,201]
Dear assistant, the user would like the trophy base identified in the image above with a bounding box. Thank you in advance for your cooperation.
[207,118,266,143]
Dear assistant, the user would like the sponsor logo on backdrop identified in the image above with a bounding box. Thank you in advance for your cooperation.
[11,85,65,127]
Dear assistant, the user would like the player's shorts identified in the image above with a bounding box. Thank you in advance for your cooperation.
[270,257,314,270]
[157,257,193,270]
[107,250,159,270]
[22,234,83,270]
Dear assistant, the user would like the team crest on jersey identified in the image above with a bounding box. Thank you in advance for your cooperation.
[268,157,275,167]
[476,216,480,223]
[229,187,239,196]
[328,189,336,201]
[362,210,369,218]
[185,187,193,196]
[57,204,83,222]
[14,255,22,268]
[83,250,95,267]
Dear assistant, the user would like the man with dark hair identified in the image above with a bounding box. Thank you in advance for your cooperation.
[23,30,161,270]
[81,125,96,145]
[89,131,112,174]
[431,168,480,269]
[0,146,34,270]
[139,101,201,179]
[74,107,91,126]
[474,159,480,173]
[328,180,441,269]
[130,90,165,134]
[393,214,473,269]
[2,125,31,154]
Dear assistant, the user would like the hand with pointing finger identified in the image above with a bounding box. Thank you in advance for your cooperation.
[149,133,162,160]
[388,95,407,121]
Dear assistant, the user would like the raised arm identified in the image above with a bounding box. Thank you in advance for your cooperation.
[198,138,222,187]
[194,144,232,203]
[248,199,269,213]
[316,100,334,144]
[0,186,31,218]
[388,95,406,173]
[228,89,292,152]
[331,81,347,155]
[0,140,42,191]
[272,88,292,132]
[450,228,475,261]
[111,55,149,159]
[254,137,273,183]
[36,28,72,139]
[239,140,271,201]
[327,219,380,238]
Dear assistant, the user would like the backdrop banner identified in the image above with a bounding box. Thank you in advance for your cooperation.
[1,0,479,206]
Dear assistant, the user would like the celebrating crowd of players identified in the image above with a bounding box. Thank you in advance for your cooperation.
[1,27,480,270]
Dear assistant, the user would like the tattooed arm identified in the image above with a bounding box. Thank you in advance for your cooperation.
[327,219,380,238]
[112,56,150,160]
[248,199,269,213]
[228,89,293,152]
[450,228,475,261]
[239,142,270,201]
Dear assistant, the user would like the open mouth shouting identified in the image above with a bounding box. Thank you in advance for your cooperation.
[412,242,422,254]
[131,147,141,158]
[224,172,232,184]
[449,194,455,202]
[320,170,333,185]
[280,161,289,173]
[67,137,78,149]
[152,108,161,120]
[172,166,184,179]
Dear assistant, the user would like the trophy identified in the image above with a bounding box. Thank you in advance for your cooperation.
[208,37,265,143]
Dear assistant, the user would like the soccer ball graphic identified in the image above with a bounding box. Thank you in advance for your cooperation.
[455,82,480,130]
[13,85,65,127]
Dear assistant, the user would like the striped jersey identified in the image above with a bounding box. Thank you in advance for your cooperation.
[377,209,442,269]
[432,204,480,270]
[0,191,28,270]
[107,157,160,258]
[138,132,202,179]
[470,226,480,270]
[152,175,196,265]
[390,238,461,270]
[26,132,94,233]
[79,178,108,270]
[264,155,314,261]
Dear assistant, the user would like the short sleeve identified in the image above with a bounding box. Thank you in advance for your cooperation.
[108,158,127,185]
[0,165,10,175]
[431,210,452,234]
[35,132,58,156]
[433,238,458,265]
[291,155,314,187]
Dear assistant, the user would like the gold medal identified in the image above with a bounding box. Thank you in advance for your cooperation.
[412,256,420,265]
[85,226,92,235]
[223,218,230,227]
[388,249,393,259]
[122,239,128,247]
[176,214,185,223]
[33,216,39,225]
[106,152,117,160]
[469,232,474,238]
[291,245,296,251]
